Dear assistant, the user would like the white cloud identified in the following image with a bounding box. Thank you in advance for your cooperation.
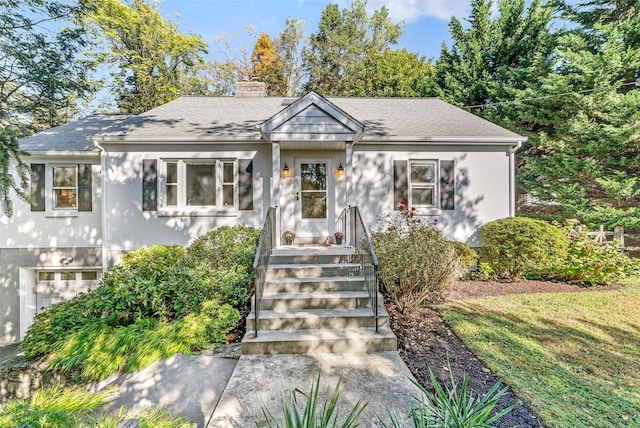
[367,0,470,23]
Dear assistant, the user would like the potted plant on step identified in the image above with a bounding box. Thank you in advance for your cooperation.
[334,231,344,245]
[282,230,295,245]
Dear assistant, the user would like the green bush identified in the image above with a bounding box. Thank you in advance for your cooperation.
[187,225,260,270]
[48,299,239,381]
[22,225,259,363]
[186,225,260,311]
[481,217,568,279]
[448,241,478,278]
[554,231,640,285]
[96,245,208,324]
[372,207,461,313]
[476,262,496,281]
[20,292,104,357]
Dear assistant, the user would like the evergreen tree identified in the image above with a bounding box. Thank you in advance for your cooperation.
[516,6,640,227]
[435,0,556,109]
[1,0,95,216]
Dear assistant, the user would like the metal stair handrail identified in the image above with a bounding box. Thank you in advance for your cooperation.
[252,206,276,337]
[347,206,380,332]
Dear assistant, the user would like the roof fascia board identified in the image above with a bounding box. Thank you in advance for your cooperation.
[23,151,100,157]
[359,136,527,144]
[94,136,265,143]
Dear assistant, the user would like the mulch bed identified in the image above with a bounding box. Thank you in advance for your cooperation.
[390,279,624,428]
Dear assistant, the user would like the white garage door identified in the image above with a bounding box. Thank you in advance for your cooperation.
[35,270,101,313]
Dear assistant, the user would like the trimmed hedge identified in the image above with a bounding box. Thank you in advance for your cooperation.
[480,217,568,279]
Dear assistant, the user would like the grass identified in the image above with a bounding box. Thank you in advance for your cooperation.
[0,386,194,427]
[439,277,640,428]
[48,299,239,382]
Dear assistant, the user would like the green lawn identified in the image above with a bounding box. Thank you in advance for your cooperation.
[439,277,640,428]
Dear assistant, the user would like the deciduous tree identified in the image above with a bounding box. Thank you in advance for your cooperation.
[84,0,208,113]
[302,0,403,96]
[251,33,286,95]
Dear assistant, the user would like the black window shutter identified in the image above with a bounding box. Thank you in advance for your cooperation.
[30,164,45,212]
[440,160,455,210]
[238,158,253,211]
[78,164,92,212]
[393,160,408,210]
[142,159,157,211]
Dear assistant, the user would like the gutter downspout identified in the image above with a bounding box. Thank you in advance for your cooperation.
[94,140,108,272]
[509,141,523,217]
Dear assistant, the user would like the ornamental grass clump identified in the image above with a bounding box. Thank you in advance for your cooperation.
[372,202,461,313]
[381,366,517,428]
[256,374,367,428]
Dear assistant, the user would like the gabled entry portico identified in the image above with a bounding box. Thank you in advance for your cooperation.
[260,92,364,245]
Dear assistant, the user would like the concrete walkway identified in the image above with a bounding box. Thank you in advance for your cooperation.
[89,349,419,427]
[207,352,418,428]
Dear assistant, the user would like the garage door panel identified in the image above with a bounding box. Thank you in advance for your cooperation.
[35,270,100,313]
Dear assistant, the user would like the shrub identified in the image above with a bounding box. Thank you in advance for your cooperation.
[372,205,461,313]
[48,299,239,381]
[186,225,260,311]
[20,292,104,357]
[96,245,208,324]
[187,225,260,271]
[554,231,640,285]
[475,262,496,281]
[22,226,258,371]
[480,217,568,279]
[448,241,478,278]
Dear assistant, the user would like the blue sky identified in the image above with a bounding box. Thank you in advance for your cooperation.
[160,0,475,61]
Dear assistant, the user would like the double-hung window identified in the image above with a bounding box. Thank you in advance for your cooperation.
[52,166,78,209]
[409,160,438,208]
[162,160,237,209]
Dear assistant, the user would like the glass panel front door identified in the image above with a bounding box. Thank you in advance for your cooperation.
[300,162,327,219]
[294,159,332,240]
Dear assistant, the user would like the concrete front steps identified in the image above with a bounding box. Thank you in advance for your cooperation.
[241,247,397,355]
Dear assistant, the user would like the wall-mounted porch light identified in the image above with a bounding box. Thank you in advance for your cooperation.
[336,162,345,177]
[282,162,290,177]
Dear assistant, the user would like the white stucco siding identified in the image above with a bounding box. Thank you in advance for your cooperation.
[102,144,270,261]
[0,156,103,249]
[352,144,513,245]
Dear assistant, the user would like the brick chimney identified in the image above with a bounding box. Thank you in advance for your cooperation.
[235,80,267,97]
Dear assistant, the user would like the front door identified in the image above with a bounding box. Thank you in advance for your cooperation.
[295,159,332,240]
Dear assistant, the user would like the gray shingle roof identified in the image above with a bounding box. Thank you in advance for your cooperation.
[98,96,524,142]
[18,114,135,153]
[21,96,525,153]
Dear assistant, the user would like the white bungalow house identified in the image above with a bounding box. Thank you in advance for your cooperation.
[0,84,525,345]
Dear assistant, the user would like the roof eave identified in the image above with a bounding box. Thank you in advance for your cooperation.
[23,150,100,157]
[359,136,527,144]
[94,136,266,143]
